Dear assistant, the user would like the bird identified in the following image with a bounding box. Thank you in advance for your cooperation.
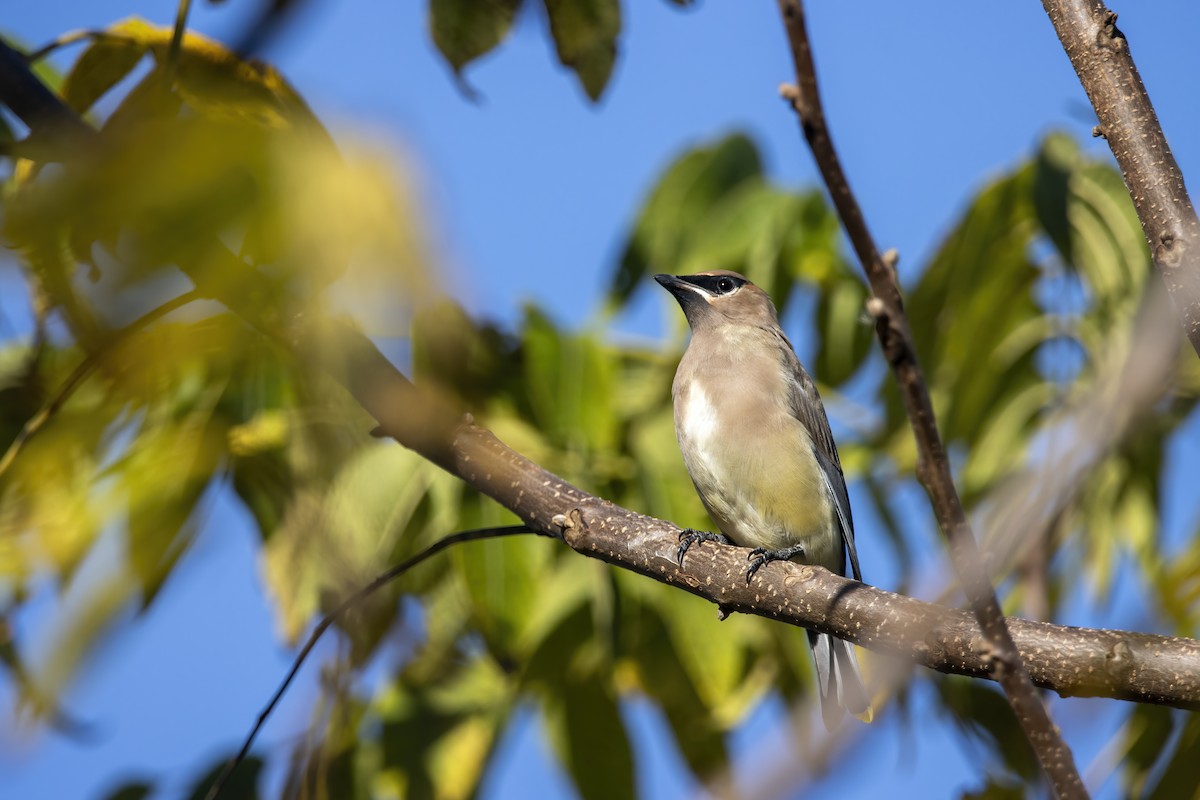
[655,269,871,729]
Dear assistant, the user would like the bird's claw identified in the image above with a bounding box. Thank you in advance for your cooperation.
[676,529,730,567]
[745,544,806,584]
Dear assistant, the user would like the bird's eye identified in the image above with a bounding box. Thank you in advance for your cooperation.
[717,277,735,293]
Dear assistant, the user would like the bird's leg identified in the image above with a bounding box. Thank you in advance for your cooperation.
[676,529,730,567]
[745,544,806,583]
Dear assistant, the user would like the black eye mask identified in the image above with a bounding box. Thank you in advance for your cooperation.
[682,274,746,296]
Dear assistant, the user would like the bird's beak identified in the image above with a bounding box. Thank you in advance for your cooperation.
[654,274,710,321]
[654,273,702,299]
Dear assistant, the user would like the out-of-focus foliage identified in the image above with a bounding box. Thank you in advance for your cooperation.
[428,0,631,101]
[2,8,1199,800]
[0,15,429,716]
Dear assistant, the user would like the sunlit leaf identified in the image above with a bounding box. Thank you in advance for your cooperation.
[262,444,439,648]
[611,133,762,305]
[60,37,145,116]
[454,532,552,661]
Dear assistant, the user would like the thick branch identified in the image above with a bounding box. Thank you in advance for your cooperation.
[553,500,1200,710]
[1041,0,1200,358]
[773,2,1085,796]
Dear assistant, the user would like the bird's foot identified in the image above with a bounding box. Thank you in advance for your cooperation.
[746,544,806,583]
[676,529,730,567]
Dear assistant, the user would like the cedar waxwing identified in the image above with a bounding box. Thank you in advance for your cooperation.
[655,269,871,729]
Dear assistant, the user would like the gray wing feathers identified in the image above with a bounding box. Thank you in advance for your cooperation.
[773,330,862,583]
[814,448,862,582]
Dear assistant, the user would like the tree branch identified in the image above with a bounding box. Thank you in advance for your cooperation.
[772,2,1086,796]
[1041,0,1200,358]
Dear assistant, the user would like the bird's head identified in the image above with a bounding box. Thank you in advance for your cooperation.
[654,270,780,331]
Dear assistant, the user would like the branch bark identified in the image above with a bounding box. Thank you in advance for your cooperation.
[1041,0,1200,358]
[773,2,1086,796]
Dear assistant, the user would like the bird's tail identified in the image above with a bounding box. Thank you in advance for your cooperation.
[808,631,872,730]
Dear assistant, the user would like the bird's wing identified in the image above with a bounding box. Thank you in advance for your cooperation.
[773,329,863,583]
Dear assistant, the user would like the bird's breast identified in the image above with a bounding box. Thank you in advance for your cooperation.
[673,376,837,568]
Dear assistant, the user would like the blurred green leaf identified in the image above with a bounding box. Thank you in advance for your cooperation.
[520,306,619,458]
[611,133,762,305]
[187,755,263,800]
[1146,712,1200,800]
[644,581,745,714]
[430,0,523,75]
[263,443,443,651]
[455,533,552,662]
[542,671,635,800]
[98,781,154,800]
[621,592,729,778]
[899,160,1042,475]
[374,655,509,800]
[1121,705,1175,797]
[1033,131,1076,266]
[815,275,872,387]
[959,778,1025,800]
[60,35,146,115]
[542,0,621,101]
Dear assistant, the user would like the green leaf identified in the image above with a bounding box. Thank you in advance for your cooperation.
[611,133,763,305]
[1121,705,1175,797]
[645,583,745,713]
[374,656,509,800]
[430,0,523,74]
[542,673,635,800]
[621,591,728,779]
[187,755,263,800]
[454,533,552,660]
[98,782,154,800]
[677,181,813,313]
[959,778,1025,800]
[895,160,1043,486]
[542,0,621,100]
[814,275,872,387]
[1032,132,1077,266]
[262,444,442,649]
[1146,712,1200,800]
[412,299,516,406]
[61,37,147,114]
[519,307,618,457]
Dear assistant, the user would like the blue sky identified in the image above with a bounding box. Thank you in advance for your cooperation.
[4,1,1200,798]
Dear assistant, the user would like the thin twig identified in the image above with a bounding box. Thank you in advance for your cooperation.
[0,289,201,480]
[772,1,1086,796]
[203,524,540,800]
[1041,0,1200,358]
[166,0,193,81]
[24,30,100,64]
